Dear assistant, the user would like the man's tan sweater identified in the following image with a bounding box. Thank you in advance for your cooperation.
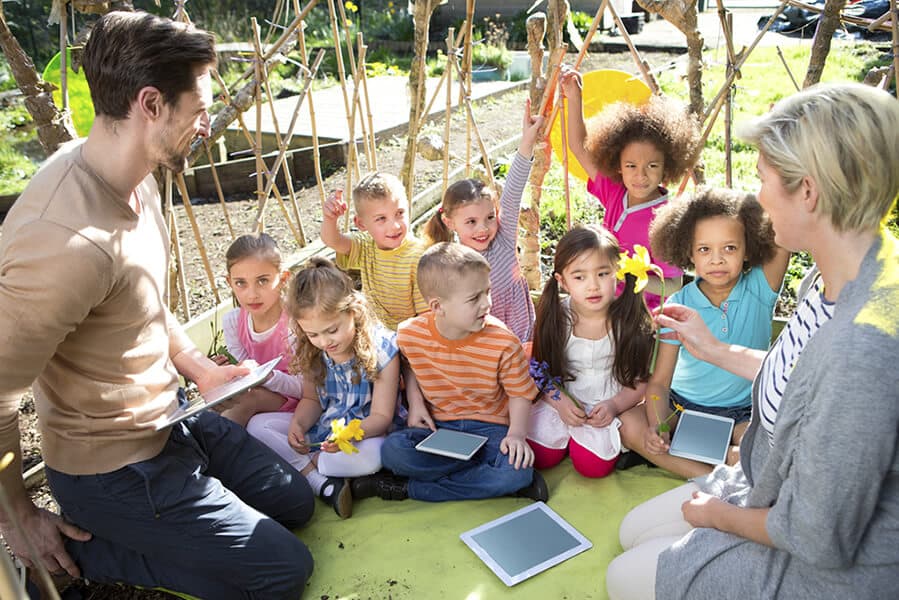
[0,140,192,475]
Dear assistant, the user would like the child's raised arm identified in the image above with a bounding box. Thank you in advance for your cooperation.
[320,189,353,256]
[518,99,544,159]
[559,65,601,180]
[763,246,791,293]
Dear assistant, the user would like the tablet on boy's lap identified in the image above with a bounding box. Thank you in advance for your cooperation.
[460,502,592,586]
[415,428,488,460]
[668,409,735,465]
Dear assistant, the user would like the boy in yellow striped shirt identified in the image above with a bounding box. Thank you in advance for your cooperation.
[321,172,428,330]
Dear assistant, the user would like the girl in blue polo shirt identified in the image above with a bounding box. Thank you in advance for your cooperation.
[629,188,789,478]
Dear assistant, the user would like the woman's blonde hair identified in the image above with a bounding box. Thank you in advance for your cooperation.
[285,257,379,388]
[739,83,899,232]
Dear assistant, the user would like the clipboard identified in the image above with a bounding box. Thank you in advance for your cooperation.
[155,357,281,430]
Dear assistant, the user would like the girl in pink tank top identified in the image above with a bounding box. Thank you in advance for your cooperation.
[215,233,302,426]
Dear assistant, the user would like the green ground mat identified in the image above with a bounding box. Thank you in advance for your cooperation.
[299,462,681,600]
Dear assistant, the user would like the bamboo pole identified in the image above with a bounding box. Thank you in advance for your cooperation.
[59,0,67,111]
[546,0,608,148]
[677,86,730,196]
[787,0,892,31]
[607,1,660,94]
[418,27,468,133]
[463,0,475,176]
[450,59,495,186]
[296,15,328,210]
[325,0,360,181]
[867,9,892,30]
[720,10,735,187]
[166,171,192,321]
[558,75,572,230]
[203,141,235,238]
[251,18,305,246]
[253,50,326,231]
[337,0,371,171]
[443,28,455,194]
[175,173,221,305]
[252,20,265,228]
[343,45,368,231]
[232,0,319,86]
[357,32,377,170]
[538,45,568,117]
[776,46,801,91]
[892,0,898,98]
[702,1,789,126]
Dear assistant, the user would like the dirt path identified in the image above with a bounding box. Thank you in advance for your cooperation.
[10,50,678,599]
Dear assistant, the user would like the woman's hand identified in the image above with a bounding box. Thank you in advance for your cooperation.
[654,303,719,362]
[682,490,728,529]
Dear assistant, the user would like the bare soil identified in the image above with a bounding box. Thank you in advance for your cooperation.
[9,51,678,599]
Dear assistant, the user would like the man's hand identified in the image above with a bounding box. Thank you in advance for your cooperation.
[194,363,250,396]
[2,505,92,578]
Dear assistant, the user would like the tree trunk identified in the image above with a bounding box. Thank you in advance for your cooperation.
[803,0,846,88]
[0,8,76,156]
[636,0,704,116]
[520,13,548,290]
[400,0,444,202]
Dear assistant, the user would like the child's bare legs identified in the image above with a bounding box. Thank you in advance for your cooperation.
[219,388,285,427]
[618,406,712,479]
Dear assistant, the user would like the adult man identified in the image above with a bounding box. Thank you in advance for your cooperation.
[0,12,314,598]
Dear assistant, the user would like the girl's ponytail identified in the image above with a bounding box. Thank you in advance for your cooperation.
[423,210,454,246]
[533,265,573,384]
[608,275,654,388]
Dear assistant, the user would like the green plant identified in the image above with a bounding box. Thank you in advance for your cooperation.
[471,41,511,71]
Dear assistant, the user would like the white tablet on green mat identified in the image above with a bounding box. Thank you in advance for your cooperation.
[461,502,592,586]
[415,428,488,460]
[668,409,735,465]
[155,357,281,430]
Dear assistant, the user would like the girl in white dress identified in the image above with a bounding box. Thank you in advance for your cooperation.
[527,225,653,477]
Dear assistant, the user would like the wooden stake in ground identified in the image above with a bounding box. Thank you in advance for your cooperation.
[401,0,446,201]
[295,12,328,210]
[358,32,378,171]
[892,0,899,97]
[325,0,360,182]
[558,75,572,230]
[175,173,221,305]
[463,0,475,176]
[607,0,660,94]
[443,28,455,194]
[203,141,236,238]
[166,170,192,321]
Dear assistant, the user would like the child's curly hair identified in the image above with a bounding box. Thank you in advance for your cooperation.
[650,187,777,270]
[585,95,700,184]
[286,257,380,389]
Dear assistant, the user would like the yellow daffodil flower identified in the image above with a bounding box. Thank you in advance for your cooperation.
[345,1,358,13]
[617,244,655,293]
[328,418,364,454]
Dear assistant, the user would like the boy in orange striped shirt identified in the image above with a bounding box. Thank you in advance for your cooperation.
[353,243,548,502]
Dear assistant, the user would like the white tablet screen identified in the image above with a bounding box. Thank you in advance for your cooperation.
[668,409,734,465]
[461,502,592,586]
[415,428,488,460]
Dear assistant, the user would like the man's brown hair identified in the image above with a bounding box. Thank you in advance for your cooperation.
[81,11,216,120]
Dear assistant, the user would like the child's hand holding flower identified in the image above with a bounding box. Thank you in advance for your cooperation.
[320,418,365,454]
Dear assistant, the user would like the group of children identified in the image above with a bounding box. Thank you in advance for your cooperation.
[210,66,790,519]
